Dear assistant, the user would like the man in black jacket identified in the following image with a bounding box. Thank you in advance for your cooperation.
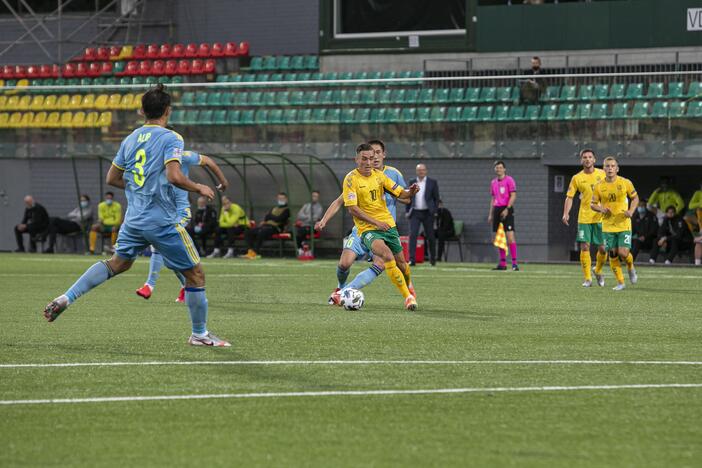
[46,194,93,253]
[406,163,440,266]
[435,199,455,262]
[14,195,50,252]
[187,196,218,255]
[243,192,290,259]
[631,199,658,260]
[648,205,693,264]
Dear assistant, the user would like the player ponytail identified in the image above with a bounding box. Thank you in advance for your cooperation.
[142,83,171,120]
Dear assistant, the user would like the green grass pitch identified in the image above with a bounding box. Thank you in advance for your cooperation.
[0,253,701,467]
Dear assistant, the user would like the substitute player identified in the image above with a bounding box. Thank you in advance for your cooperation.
[591,156,639,291]
[562,149,608,287]
[341,143,419,310]
[43,84,230,346]
[135,150,229,302]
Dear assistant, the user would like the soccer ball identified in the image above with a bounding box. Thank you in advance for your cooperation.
[340,288,364,311]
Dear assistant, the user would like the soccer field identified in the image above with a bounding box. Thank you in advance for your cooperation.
[0,253,700,467]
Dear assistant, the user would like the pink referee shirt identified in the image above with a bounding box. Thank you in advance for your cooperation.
[491,175,516,207]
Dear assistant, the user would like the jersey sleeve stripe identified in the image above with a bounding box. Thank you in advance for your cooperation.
[111,161,125,170]
[164,157,181,165]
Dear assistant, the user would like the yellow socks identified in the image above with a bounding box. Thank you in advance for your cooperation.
[624,252,634,271]
[385,260,411,298]
[609,257,625,284]
[401,263,412,286]
[580,251,592,281]
[89,230,97,252]
[110,230,118,247]
[594,251,607,274]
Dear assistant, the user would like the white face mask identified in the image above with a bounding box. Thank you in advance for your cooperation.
[80,200,89,208]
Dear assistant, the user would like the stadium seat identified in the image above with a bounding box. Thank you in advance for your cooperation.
[448,88,464,103]
[685,101,702,117]
[117,45,133,61]
[31,111,47,128]
[524,105,540,121]
[204,59,216,74]
[263,91,277,106]
[56,95,70,110]
[194,92,208,107]
[225,109,240,125]
[72,111,86,128]
[185,43,198,58]
[224,42,238,57]
[107,94,122,109]
[211,43,224,58]
[304,55,318,70]
[650,101,668,118]
[29,95,46,111]
[81,94,95,109]
[17,95,31,110]
[277,56,291,71]
[277,91,291,106]
[341,108,356,124]
[494,105,509,121]
[539,104,558,120]
[191,59,205,75]
[18,112,33,127]
[119,77,134,86]
[133,44,147,60]
[686,81,702,98]
[199,109,214,125]
[461,106,478,122]
[169,109,184,125]
[625,83,643,99]
[177,60,191,75]
[97,111,112,127]
[75,63,89,78]
[645,83,664,99]
[667,82,684,99]
[170,44,185,58]
[197,43,211,58]
[356,108,371,123]
[282,108,298,124]
[249,57,263,71]
[368,108,385,123]
[479,87,496,103]
[400,107,417,122]
[543,86,560,101]
[68,94,83,109]
[477,105,494,121]
[464,88,480,103]
[576,103,592,120]
[383,108,399,123]
[591,103,608,119]
[184,110,200,125]
[113,61,126,75]
[557,103,576,120]
[262,56,277,71]
[120,93,137,110]
[249,92,264,106]
[84,111,99,127]
[631,101,650,118]
[0,112,8,127]
[668,101,685,118]
[43,95,57,110]
[108,46,122,61]
[152,61,166,75]
[496,86,517,102]
[610,102,629,119]
[46,111,60,128]
[206,92,222,107]
[609,83,625,100]
[94,94,109,110]
[508,105,525,121]
[416,107,432,123]
[59,112,73,128]
[418,89,434,104]
[560,85,577,101]
[445,106,461,122]
[7,112,22,128]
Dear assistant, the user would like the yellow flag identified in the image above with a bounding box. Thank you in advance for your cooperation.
[493,222,508,253]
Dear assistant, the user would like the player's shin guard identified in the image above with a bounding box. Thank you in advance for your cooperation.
[609,256,625,285]
[185,287,208,335]
[385,260,411,298]
[595,251,607,274]
[624,252,634,271]
[146,251,164,287]
[65,260,114,304]
[336,265,350,289]
[580,251,592,281]
[346,264,383,291]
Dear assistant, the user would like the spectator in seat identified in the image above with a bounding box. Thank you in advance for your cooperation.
[631,198,658,261]
[45,194,93,253]
[242,192,290,260]
[435,199,455,262]
[207,196,248,259]
[14,195,50,253]
[648,177,684,219]
[519,56,543,104]
[295,190,323,255]
[648,205,693,265]
[89,191,122,254]
[187,196,218,256]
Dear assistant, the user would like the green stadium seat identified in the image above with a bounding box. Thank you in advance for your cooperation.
[145,76,158,86]
[249,91,263,106]
[290,56,304,71]
[181,92,195,107]
[290,91,304,105]
[276,91,291,106]
[283,73,297,82]
[304,90,319,105]
[479,87,496,103]
[577,85,593,101]
[298,108,313,124]
[524,105,540,121]
[183,110,199,125]
[464,88,480,103]
[341,108,356,123]
[540,104,558,120]
[348,89,362,105]
[646,83,664,99]
[327,108,341,123]
[417,107,432,123]
[194,92,208,106]
[419,89,434,104]
[626,83,645,99]
[304,55,319,70]
[119,77,132,86]
[385,107,401,123]
[234,92,249,106]
[270,73,283,82]
[390,89,405,104]
[668,101,685,118]
[361,89,378,104]
[338,72,353,83]
[631,101,650,118]
[449,88,464,103]
[496,86,516,102]
[559,85,577,101]
[687,81,702,98]
[80,78,92,87]
[650,101,668,118]
[215,75,230,83]
[255,73,270,83]
[221,93,235,106]
[331,90,344,104]
[609,83,625,100]
[242,74,256,83]
[461,106,478,122]
[576,104,592,120]
[240,110,255,125]
[404,89,419,103]
[508,105,525,121]
[372,89,389,104]
[263,92,277,106]
[319,90,333,104]
[443,106,460,122]
[435,88,450,103]
[685,101,702,117]
[206,92,222,106]
[277,56,291,71]
[199,110,214,125]
[309,72,322,81]
[249,57,263,71]
[557,104,576,120]
[227,110,241,125]
[366,71,382,82]
[171,76,184,85]
[356,108,371,123]
[170,109,185,125]
[494,105,509,121]
[354,71,368,82]
[381,71,397,82]
[254,109,269,124]
[213,110,227,125]
[593,84,609,100]
[297,72,311,81]
[282,109,297,124]
[667,82,684,99]
[543,86,560,101]
[131,77,144,86]
[400,107,417,123]
[429,106,445,122]
[610,103,629,119]
[268,109,284,124]
[591,103,608,119]
[369,108,386,123]
[262,56,277,71]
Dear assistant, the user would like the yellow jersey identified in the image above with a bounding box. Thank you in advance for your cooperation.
[566,168,605,224]
[97,201,122,226]
[592,176,637,233]
[343,168,404,235]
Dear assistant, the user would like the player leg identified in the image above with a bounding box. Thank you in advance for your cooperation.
[592,223,607,287]
[576,223,592,286]
[136,246,163,299]
[618,231,637,282]
[43,225,143,321]
[365,229,416,310]
[504,209,518,270]
[329,234,364,304]
[492,207,507,270]
[605,233,626,291]
[393,251,415,297]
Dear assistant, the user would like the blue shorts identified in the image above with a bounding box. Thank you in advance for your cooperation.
[343,231,370,260]
[115,223,200,271]
[177,208,191,228]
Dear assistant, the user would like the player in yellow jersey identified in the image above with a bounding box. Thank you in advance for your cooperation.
[591,157,640,291]
[562,149,607,287]
[343,143,419,310]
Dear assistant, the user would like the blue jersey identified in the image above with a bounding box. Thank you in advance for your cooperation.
[112,124,184,230]
[175,150,202,214]
[350,165,406,240]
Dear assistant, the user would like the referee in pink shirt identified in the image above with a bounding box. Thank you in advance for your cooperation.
[487,160,519,271]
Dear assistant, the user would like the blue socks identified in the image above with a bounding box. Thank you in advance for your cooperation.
[336,265,350,289]
[346,264,383,291]
[185,287,208,335]
[146,251,164,287]
[65,261,114,304]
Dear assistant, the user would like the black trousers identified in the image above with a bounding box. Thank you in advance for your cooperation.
[213,226,246,250]
[649,237,691,262]
[631,236,654,260]
[435,228,454,260]
[48,217,81,250]
[409,209,436,262]
[15,224,47,251]
[245,225,277,253]
[186,225,215,254]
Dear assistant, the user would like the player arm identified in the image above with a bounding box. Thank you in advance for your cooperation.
[346,205,388,231]
[590,190,605,213]
[106,164,126,189]
[626,185,639,218]
[316,194,343,231]
[199,155,229,192]
[690,192,702,210]
[166,161,214,200]
[507,191,516,208]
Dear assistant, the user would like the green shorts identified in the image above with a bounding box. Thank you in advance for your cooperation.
[361,227,403,255]
[576,223,603,245]
[603,230,632,250]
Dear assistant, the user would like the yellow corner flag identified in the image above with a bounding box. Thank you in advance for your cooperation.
[493,223,508,253]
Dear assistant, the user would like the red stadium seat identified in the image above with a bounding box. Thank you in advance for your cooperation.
[50,64,60,78]
[100,61,113,75]
[224,42,238,57]
[190,59,204,74]
[62,63,75,78]
[124,61,139,76]
[152,60,166,75]
[197,43,211,58]
[158,44,171,58]
[14,65,27,79]
[138,60,153,76]
[146,44,159,59]
[39,64,52,78]
[2,65,13,79]
[184,43,198,58]
[204,59,216,74]
[165,60,178,75]
[88,62,102,77]
[109,46,122,60]
[238,41,249,56]
[96,47,110,61]
[171,43,185,58]
[211,42,224,57]
[82,47,97,62]
[176,59,191,75]
[75,62,88,78]
[133,44,146,59]
[27,65,40,78]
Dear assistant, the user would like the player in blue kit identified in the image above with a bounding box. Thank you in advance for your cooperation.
[135,149,229,303]
[43,84,231,347]
[315,140,415,304]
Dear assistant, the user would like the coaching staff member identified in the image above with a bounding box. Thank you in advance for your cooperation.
[406,163,440,266]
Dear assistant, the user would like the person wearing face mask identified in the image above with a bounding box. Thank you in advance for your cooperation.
[187,196,218,256]
[89,191,122,254]
[14,194,50,252]
[242,192,290,259]
[208,196,248,259]
[631,197,658,261]
[45,194,93,253]
[649,205,693,265]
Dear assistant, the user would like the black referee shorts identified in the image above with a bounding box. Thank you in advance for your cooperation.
[492,206,515,232]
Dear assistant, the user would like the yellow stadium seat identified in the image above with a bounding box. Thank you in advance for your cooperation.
[19,112,34,127]
[32,111,47,128]
[108,93,122,109]
[6,95,20,110]
[57,95,70,110]
[84,111,99,127]
[68,94,82,109]
[94,94,109,110]
[43,95,58,110]
[46,112,60,128]
[97,111,112,128]
[18,95,31,111]
[0,79,4,89]
[120,93,134,110]
[60,111,73,128]
[72,111,86,128]
[6,79,28,95]
[0,112,9,127]
[118,45,133,60]
[81,94,95,110]
[0,95,7,110]
[29,95,45,110]
[8,112,22,128]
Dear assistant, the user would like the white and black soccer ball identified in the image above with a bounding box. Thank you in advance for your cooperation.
[340,288,364,311]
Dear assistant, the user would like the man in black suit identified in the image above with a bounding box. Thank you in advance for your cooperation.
[14,195,50,252]
[406,163,440,266]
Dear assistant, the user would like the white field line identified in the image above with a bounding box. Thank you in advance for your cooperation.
[2,359,702,369]
[1,383,701,406]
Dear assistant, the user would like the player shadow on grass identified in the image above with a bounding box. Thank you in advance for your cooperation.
[412,308,502,321]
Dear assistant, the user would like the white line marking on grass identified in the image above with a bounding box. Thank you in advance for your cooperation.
[2,359,702,369]
[1,383,701,406]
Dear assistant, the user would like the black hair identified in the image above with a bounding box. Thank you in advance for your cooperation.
[665,205,676,212]
[367,139,385,152]
[81,194,90,201]
[141,83,171,120]
[105,191,114,197]
[579,148,595,158]
[494,160,506,168]
[532,56,541,62]
[356,143,373,154]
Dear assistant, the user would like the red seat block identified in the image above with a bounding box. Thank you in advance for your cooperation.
[138,60,153,76]
[96,47,110,61]
[211,42,224,57]
[124,60,140,76]
[100,61,113,75]
[224,42,238,57]
[165,60,178,75]
[133,44,147,59]
[83,47,97,62]
[39,64,52,78]
[51,64,60,78]
[146,44,159,59]
[62,63,75,78]
[190,59,204,74]
[75,62,88,78]
[14,65,27,79]
[2,65,14,79]
[152,60,166,75]
[158,44,172,59]
[184,43,198,58]
[177,59,191,75]
[204,59,216,74]
[197,43,211,58]
[109,46,122,60]
[27,65,40,78]
[88,62,102,77]
[238,41,249,56]
[171,43,185,58]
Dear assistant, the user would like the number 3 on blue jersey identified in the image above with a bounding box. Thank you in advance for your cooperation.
[132,149,147,187]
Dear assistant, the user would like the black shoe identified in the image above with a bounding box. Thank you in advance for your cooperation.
[430,259,436,266]
[492,265,507,271]
[512,265,519,271]
[409,261,416,266]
